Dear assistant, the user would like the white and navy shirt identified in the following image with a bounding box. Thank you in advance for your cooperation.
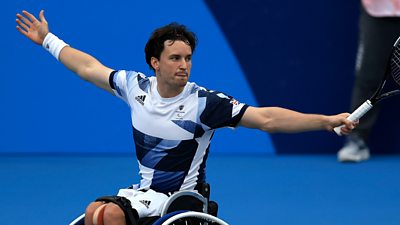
[110,70,248,194]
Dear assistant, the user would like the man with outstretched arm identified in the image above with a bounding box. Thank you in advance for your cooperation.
[16,10,357,225]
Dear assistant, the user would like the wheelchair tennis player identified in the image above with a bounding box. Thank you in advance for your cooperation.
[16,9,357,225]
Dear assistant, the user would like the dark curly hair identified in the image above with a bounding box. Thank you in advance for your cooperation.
[145,22,198,71]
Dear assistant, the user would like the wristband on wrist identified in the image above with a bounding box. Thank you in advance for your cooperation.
[42,32,69,61]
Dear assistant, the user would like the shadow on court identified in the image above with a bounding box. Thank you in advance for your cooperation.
[1,154,399,225]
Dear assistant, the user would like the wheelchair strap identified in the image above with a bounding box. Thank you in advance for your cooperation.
[95,196,139,225]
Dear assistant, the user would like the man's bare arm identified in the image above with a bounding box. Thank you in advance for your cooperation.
[16,10,114,93]
[239,106,356,134]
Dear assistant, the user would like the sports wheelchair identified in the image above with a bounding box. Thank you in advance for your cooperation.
[69,184,229,225]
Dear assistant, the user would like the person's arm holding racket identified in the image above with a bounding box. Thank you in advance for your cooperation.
[16,10,114,94]
[239,106,357,134]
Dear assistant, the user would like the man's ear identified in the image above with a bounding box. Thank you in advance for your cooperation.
[151,57,159,71]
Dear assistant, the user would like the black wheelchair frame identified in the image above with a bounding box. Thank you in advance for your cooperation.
[69,188,229,225]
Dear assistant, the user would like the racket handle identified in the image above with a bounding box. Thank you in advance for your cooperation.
[334,100,373,136]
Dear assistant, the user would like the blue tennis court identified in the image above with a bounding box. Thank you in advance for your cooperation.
[1,154,399,225]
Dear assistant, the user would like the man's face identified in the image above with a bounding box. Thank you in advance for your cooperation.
[154,40,192,93]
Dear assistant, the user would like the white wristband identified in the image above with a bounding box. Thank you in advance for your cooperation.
[42,32,69,61]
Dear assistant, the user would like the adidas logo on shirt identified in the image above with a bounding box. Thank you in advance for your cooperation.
[139,200,151,208]
[135,95,146,105]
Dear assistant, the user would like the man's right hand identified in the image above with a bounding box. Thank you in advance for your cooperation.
[16,10,49,46]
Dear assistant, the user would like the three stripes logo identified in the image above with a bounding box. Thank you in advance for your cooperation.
[139,200,151,208]
[135,95,146,105]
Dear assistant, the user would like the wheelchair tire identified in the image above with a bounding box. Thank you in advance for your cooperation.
[153,211,229,225]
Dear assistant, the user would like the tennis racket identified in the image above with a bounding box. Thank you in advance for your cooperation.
[334,35,400,135]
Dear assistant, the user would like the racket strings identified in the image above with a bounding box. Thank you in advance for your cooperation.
[391,45,400,85]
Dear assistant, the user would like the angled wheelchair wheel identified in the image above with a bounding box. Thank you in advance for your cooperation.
[152,210,229,225]
[69,213,85,225]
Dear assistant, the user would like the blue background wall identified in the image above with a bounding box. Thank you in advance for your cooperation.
[2,0,399,154]
[203,0,400,154]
